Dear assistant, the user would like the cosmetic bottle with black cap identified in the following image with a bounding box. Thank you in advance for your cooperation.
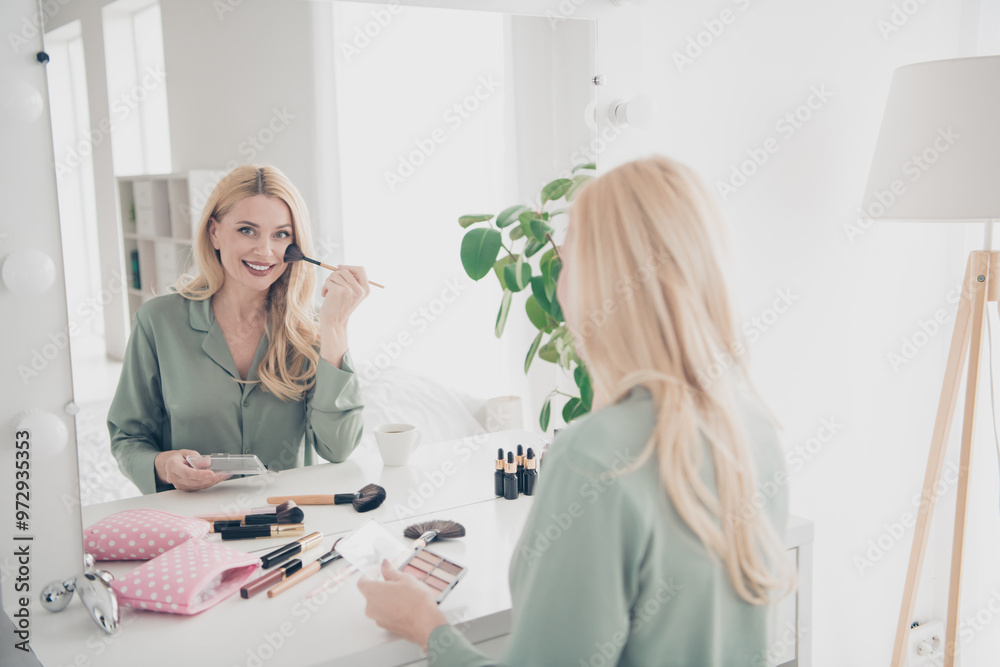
[494,448,505,496]
[516,444,525,493]
[523,448,538,496]
[503,451,519,500]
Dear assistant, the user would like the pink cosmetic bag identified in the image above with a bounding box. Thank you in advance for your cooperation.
[110,539,261,615]
[84,509,210,561]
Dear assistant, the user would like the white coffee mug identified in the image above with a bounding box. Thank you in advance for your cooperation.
[374,423,422,466]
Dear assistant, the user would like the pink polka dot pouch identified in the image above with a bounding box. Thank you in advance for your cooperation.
[110,539,261,615]
[84,509,210,561]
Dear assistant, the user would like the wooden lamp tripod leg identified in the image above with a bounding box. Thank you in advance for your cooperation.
[945,252,994,665]
[890,252,989,666]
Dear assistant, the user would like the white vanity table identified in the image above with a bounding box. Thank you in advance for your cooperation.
[30,430,813,667]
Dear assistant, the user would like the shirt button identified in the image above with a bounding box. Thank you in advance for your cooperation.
[243,398,249,407]
[245,448,253,454]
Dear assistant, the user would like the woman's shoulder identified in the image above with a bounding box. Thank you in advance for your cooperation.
[549,385,658,477]
[133,292,197,332]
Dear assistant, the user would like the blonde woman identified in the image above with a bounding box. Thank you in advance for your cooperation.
[108,165,369,494]
[358,155,797,665]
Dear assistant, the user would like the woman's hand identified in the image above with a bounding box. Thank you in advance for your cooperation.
[319,264,370,334]
[153,449,232,491]
[357,559,450,652]
[319,265,370,368]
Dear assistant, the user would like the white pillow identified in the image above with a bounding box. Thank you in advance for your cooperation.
[358,366,487,446]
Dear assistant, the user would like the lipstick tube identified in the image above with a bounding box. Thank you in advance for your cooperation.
[220,523,305,541]
[260,531,323,569]
[240,559,303,598]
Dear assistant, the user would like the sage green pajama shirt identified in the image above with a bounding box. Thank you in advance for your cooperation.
[107,293,364,494]
[427,385,790,667]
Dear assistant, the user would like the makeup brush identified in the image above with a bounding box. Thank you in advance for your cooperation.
[196,500,297,522]
[403,519,466,548]
[267,538,345,598]
[266,483,387,513]
[204,504,303,531]
[283,244,385,289]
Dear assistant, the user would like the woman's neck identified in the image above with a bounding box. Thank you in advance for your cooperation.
[212,286,268,325]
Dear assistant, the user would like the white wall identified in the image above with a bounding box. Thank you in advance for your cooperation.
[632,0,995,664]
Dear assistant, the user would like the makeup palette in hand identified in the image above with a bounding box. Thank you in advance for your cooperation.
[399,548,467,604]
[186,453,267,475]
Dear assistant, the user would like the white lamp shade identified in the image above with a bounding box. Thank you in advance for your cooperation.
[862,55,1000,222]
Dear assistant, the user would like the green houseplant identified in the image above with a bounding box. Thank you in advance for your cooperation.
[458,163,596,431]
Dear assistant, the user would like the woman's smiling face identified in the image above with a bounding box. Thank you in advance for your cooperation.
[209,195,295,293]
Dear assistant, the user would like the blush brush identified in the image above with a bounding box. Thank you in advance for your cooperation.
[266,483,387,513]
[283,243,384,289]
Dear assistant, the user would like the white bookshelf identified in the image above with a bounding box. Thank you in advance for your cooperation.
[116,170,221,325]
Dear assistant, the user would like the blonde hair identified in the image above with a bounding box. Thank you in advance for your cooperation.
[175,164,321,402]
[566,154,797,605]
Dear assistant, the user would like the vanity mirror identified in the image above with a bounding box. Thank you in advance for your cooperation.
[40,0,597,514]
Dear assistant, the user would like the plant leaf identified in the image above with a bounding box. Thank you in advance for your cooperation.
[509,225,525,241]
[572,162,596,173]
[524,330,543,374]
[540,395,552,431]
[530,276,562,320]
[496,205,529,228]
[541,178,574,204]
[526,294,557,332]
[538,339,559,363]
[495,289,512,338]
[524,238,545,258]
[562,397,582,423]
[493,255,515,290]
[565,173,594,202]
[574,365,593,410]
[459,214,494,228]
[461,228,503,280]
[503,260,531,293]
[529,218,553,243]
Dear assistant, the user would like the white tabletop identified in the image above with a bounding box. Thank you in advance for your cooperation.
[29,430,813,667]
[31,430,544,667]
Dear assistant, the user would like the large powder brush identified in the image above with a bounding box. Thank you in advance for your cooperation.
[283,244,384,289]
[267,483,387,513]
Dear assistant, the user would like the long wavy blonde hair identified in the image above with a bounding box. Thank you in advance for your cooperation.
[565,154,797,605]
[175,164,321,401]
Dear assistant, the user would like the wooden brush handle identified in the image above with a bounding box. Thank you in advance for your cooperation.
[267,561,321,598]
[316,261,385,290]
[266,495,337,505]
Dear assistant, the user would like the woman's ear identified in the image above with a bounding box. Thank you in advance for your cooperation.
[208,216,220,250]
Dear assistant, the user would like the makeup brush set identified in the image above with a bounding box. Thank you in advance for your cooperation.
[495,444,538,500]
[195,483,388,542]
[238,518,468,602]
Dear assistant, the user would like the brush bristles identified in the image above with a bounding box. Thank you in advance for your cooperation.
[283,243,305,263]
[245,505,305,525]
[354,483,387,512]
[403,520,466,540]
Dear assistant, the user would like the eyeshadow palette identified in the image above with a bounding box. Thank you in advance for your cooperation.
[399,547,467,603]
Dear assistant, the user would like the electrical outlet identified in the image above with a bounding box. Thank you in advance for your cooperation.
[908,620,944,667]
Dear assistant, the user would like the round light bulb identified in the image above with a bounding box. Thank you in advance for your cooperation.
[0,79,44,125]
[12,409,69,459]
[610,95,659,130]
[2,249,56,295]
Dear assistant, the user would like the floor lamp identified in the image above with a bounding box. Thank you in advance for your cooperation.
[863,55,1000,667]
